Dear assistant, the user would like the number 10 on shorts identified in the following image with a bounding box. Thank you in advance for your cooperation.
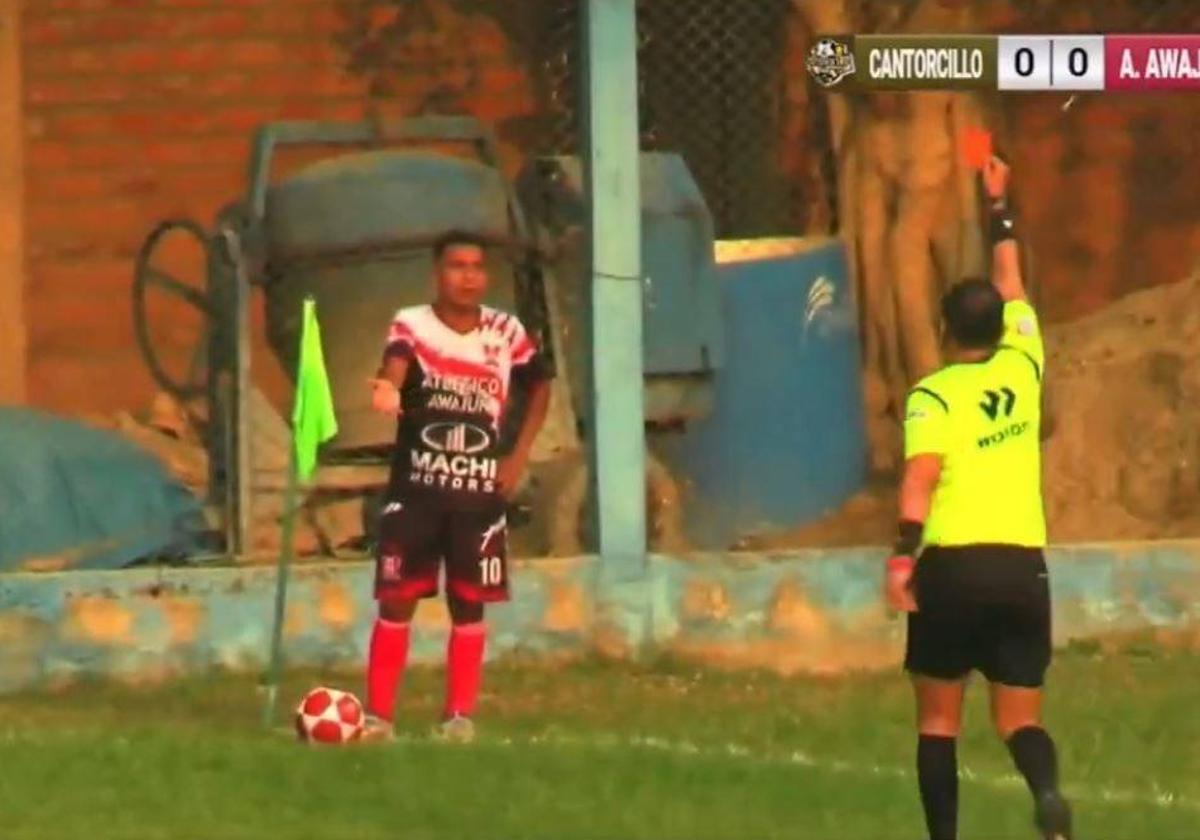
[998,36,1105,90]
[479,556,503,586]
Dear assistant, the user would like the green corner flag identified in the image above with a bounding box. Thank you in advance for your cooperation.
[292,297,338,481]
[262,296,337,729]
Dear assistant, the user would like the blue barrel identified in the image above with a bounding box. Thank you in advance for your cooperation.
[655,238,867,549]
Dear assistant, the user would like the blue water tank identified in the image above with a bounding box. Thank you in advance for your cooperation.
[655,238,867,549]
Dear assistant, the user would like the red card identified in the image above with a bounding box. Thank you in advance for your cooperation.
[961,127,992,171]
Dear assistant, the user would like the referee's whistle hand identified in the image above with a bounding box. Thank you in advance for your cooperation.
[884,559,918,613]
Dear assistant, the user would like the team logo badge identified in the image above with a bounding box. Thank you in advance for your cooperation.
[804,276,836,332]
[380,554,403,580]
[483,343,502,368]
[806,37,856,88]
[420,422,491,454]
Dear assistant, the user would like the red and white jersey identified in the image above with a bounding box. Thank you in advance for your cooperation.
[383,305,549,507]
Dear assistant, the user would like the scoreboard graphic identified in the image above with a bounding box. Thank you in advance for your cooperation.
[806,35,1200,91]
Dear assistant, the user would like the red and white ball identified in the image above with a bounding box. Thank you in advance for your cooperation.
[294,686,364,745]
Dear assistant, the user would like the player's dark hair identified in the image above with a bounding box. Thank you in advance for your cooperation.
[433,229,487,260]
[942,278,1004,349]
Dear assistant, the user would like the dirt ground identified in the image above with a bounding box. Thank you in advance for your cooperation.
[747,269,1200,550]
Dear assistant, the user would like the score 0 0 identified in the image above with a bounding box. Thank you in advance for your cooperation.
[999,36,1105,90]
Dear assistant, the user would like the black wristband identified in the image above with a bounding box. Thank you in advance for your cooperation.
[894,519,924,557]
[988,203,1016,244]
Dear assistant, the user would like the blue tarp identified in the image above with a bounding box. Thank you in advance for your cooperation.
[0,408,206,572]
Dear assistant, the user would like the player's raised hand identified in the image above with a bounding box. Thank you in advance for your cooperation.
[982,155,1010,204]
[367,378,402,416]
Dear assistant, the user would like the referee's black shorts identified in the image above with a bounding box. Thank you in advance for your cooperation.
[904,545,1051,688]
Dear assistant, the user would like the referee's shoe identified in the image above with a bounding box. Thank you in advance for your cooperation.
[1036,790,1073,840]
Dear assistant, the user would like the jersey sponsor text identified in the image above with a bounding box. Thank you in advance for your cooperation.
[977,420,1030,449]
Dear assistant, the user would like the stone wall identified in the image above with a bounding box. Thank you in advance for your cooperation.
[4,544,1199,693]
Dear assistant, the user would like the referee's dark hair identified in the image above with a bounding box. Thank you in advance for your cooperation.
[942,278,1004,349]
[433,229,488,260]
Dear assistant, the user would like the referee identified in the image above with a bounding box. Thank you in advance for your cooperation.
[885,156,1072,840]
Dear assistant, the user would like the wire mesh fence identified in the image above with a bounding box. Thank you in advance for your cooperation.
[343,0,816,242]
[635,0,799,240]
[478,0,808,241]
[342,0,1199,252]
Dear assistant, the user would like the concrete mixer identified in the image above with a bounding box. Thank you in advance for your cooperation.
[132,116,725,558]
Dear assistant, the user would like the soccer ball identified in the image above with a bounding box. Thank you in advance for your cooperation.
[814,38,838,58]
[294,687,364,745]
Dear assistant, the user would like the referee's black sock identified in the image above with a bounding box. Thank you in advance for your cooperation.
[1006,725,1059,796]
[917,735,959,840]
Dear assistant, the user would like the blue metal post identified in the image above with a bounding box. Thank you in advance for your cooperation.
[582,0,646,573]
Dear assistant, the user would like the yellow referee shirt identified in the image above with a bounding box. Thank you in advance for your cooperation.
[903,300,1046,548]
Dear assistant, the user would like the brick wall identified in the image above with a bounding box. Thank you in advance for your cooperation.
[19,1,1200,415]
[21,0,534,415]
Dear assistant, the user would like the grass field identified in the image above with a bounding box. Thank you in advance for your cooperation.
[1,644,1198,839]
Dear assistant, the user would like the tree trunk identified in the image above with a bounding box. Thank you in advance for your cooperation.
[794,0,988,472]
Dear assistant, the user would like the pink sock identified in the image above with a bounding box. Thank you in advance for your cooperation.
[366,618,410,721]
[445,622,486,719]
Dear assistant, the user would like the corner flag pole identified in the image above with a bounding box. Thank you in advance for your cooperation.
[261,296,338,729]
[261,443,300,728]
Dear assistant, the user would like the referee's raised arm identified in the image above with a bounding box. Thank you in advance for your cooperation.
[983,156,1025,303]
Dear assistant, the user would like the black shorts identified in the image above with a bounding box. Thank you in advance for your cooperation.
[904,545,1051,688]
[373,493,509,604]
